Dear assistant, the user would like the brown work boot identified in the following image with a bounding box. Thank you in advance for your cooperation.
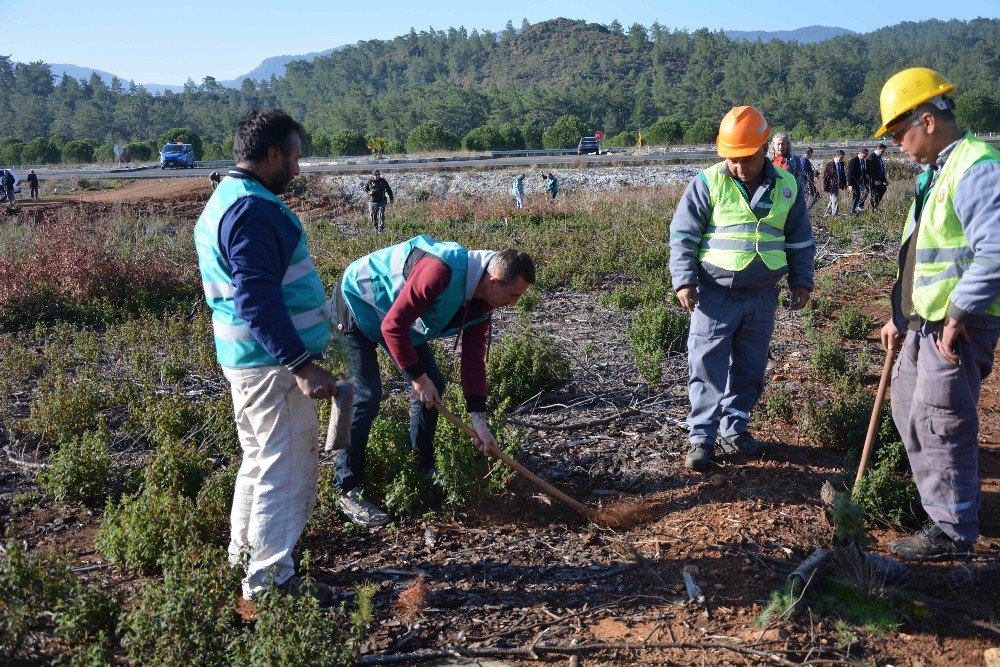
[888,520,973,562]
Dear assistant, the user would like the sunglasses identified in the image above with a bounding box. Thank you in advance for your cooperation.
[887,116,922,142]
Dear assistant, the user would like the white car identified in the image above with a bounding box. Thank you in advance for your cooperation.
[0,170,22,202]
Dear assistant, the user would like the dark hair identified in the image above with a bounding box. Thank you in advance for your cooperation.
[489,249,536,284]
[836,150,845,157]
[233,109,303,163]
[876,143,886,151]
[805,147,814,155]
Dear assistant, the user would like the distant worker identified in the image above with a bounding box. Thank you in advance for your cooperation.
[866,144,889,209]
[846,147,870,214]
[364,169,394,233]
[876,68,1000,561]
[27,170,39,200]
[669,106,814,472]
[194,109,336,605]
[800,147,819,209]
[822,150,847,217]
[770,132,805,191]
[2,169,15,208]
[545,172,558,200]
[209,171,222,191]
[332,237,536,526]
[512,173,525,209]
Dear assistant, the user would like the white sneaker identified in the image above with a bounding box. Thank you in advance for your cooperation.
[339,488,389,527]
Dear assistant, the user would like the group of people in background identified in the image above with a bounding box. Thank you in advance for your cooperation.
[510,171,559,209]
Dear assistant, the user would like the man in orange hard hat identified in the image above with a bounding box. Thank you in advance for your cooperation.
[876,67,1000,561]
[669,106,814,472]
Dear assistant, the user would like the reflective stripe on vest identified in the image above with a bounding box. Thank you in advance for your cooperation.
[906,134,1000,321]
[193,176,330,368]
[340,234,491,345]
[698,161,798,272]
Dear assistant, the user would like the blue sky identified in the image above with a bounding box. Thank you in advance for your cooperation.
[3,0,998,84]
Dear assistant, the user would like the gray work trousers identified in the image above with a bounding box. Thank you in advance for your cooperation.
[368,201,386,230]
[686,284,778,447]
[891,326,999,544]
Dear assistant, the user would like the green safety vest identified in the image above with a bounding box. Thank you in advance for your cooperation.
[340,235,491,345]
[698,162,800,272]
[193,176,330,368]
[905,133,1000,322]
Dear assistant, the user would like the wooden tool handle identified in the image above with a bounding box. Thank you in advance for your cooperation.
[433,401,597,519]
[853,347,897,493]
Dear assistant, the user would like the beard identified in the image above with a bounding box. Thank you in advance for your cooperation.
[268,156,295,195]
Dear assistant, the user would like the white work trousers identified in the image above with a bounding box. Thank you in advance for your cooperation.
[222,365,319,598]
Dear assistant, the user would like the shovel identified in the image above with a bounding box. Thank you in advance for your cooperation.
[432,400,599,522]
[852,347,897,498]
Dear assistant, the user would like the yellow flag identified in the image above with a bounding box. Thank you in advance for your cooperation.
[637,132,643,147]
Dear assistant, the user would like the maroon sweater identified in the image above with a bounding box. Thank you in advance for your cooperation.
[381,257,490,411]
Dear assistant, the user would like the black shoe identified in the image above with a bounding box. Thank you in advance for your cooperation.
[888,520,973,562]
[685,445,712,472]
[276,575,334,607]
[718,432,768,456]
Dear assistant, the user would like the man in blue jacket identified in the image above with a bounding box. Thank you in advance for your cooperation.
[194,109,337,603]
[669,106,814,472]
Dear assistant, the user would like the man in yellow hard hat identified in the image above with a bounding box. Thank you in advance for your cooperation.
[669,106,814,472]
[876,67,1000,561]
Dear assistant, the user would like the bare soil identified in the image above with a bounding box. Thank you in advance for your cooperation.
[2,180,998,666]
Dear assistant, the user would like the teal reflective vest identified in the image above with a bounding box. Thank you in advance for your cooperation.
[193,175,330,368]
[699,162,799,272]
[341,235,491,345]
[905,133,1000,321]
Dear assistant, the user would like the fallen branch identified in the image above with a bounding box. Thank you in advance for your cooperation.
[355,638,853,666]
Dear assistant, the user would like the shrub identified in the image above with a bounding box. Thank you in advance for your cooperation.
[21,137,62,164]
[462,125,502,151]
[37,428,111,506]
[406,121,460,152]
[515,286,541,313]
[145,439,212,500]
[305,465,343,536]
[852,416,920,527]
[93,143,117,163]
[0,137,24,164]
[96,488,211,574]
[810,335,848,380]
[196,464,239,540]
[25,372,107,442]
[759,389,795,423]
[360,400,432,516]
[683,117,717,144]
[236,574,375,667]
[802,388,874,450]
[122,549,241,667]
[125,141,152,161]
[603,131,637,147]
[432,396,520,508]
[487,329,571,409]
[520,121,543,149]
[644,117,684,145]
[157,128,203,160]
[328,129,368,156]
[627,304,689,384]
[61,139,97,163]
[542,114,587,149]
[834,307,876,340]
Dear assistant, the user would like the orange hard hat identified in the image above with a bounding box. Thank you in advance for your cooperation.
[717,106,770,158]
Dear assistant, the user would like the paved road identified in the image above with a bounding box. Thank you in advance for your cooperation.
[30,145,881,180]
[33,136,1000,180]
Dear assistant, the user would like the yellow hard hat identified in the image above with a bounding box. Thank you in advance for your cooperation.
[875,67,956,138]
[717,106,770,158]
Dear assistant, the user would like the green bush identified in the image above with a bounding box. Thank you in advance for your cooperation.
[96,488,210,574]
[852,417,920,527]
[157,128,203,160]
[515,286,541,313]
[25,372,107,442]
[644,117,684,145]
[0,137,24,164]
[487,329,571,409]
[21,137,62,164]
[462,125,502,151]
[61,139,97,163]
[328,129,368,156]
[196,464,239,540]
[37,428,111,506]
[810,335,848,380]
[125,141,153,161]
[432,396,520,508]
[759,389,794,423]
[122,549,241,667]
[236,575,375,666]
[683,117,717,144]
[834,307,876,340]
[146,438,212,500]
[802,388,874,450]
[406,121,460,152]
[360,400,432,516]
[627,304,689,384]
[542,114,587,149]
[93,143,116,163]
[305,465,344,536]
[603,131,637,147]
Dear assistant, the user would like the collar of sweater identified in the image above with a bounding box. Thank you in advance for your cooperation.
[465,250,498,301]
